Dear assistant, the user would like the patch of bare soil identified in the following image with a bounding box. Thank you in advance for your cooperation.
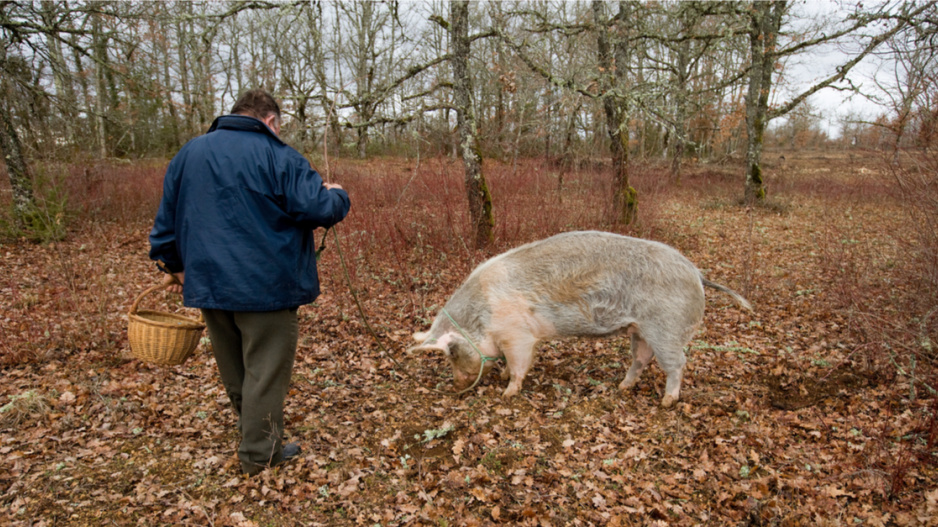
[764,367,879,410]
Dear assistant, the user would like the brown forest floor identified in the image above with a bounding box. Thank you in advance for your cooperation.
[1,150,936,526]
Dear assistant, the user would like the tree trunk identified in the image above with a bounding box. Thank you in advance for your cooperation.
[176,14,194,138]
[162,49,181,150]
[197,33,215,131]
[744,1,785,204]
[593,0,637,224]
[309,2,341,156]
[70,39,93,151]
[356,102,373,159]
[41,1,78,147]
[544,69,553,161]
[0,98,34,225]
[559,101,582,193]
[92,7,109,158]
[671,36,690,182]
[451,0,494,248]
[350,0,377,159]
[297,94,309,145]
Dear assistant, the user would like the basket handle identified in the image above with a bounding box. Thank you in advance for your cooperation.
[130,284,169,315]
[130,283,204,323]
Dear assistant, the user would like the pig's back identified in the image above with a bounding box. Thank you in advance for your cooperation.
[497,231,705,336]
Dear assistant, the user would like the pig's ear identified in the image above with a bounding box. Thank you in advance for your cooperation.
[407,332,448,354]
[407,342,436,354]
[450,341,475,364]
[407,331,460,355]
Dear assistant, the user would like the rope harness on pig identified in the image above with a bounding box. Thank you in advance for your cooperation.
[329,226,498,396]
[441,307,505,392]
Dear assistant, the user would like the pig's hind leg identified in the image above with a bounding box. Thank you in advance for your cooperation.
[649,336,687,408]
[619,333,654,391]
[620,327,687,408]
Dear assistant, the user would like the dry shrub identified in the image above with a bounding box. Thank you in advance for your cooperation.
[889,153,938,295]
[880,150,938,385]
[815,147,938,497]
[328,156,667,263]
[884,152,938,497]
[0,159,165,239]
[63,160,165,224]
[0,390,50,428]
[314,156,669,325]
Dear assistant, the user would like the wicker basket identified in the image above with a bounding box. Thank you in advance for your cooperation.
[127,284,205,366]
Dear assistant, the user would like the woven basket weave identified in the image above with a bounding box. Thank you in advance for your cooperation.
[127,284,205,366]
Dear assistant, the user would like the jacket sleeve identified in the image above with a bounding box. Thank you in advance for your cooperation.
[282,153,351,228]
[148,158,185,273]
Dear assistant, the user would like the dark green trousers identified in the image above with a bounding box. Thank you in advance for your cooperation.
[201,308,298,475]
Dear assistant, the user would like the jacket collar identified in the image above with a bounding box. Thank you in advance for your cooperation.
[207,114,285,145]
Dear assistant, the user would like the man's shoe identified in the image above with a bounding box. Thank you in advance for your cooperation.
[283,442,301,461]
[241,444,303,476]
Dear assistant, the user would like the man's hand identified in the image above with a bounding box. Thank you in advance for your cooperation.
[162,272,185,294]
[324,182,343,191]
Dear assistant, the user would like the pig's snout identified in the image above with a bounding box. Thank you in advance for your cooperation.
[451,357,496,391]
[452,367,474,390]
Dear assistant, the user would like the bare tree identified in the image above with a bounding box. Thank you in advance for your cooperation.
[645,1,746,180]
[90,2,114,158]
[334,0,405,158]
[866,10,938,154]
[336,0,385,158]
[0,0,72,224]
[450,0,495,248]
[593,0,636,224]
[742,0,784,203]
[39,0,78,148]
[740,0,929,203]
[263,4,326,151]
[0,55,34,225]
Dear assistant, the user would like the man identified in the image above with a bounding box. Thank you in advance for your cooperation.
[149,89,350,476]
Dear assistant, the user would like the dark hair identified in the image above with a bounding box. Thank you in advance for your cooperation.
[230,89,281,121]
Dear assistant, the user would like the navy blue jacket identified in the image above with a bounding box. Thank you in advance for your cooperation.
[149,115,350,311]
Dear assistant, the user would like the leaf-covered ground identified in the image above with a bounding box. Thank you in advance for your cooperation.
[1,151,936,526]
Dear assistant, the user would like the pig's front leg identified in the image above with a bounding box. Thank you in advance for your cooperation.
[495,332,539,398]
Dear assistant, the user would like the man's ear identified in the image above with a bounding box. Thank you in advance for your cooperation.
[261,113,280,135]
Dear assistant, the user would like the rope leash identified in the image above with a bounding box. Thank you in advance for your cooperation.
[326,225,498,396]
[440,307,505,394]
[314,227,331,260]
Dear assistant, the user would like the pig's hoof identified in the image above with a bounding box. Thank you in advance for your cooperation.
[619,378,637,391]
[501,387,519,398]
[661,395,677,408]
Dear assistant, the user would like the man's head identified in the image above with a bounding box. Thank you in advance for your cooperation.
[231,89,281,135]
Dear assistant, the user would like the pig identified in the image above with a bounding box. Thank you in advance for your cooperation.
[410,231,752,407]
